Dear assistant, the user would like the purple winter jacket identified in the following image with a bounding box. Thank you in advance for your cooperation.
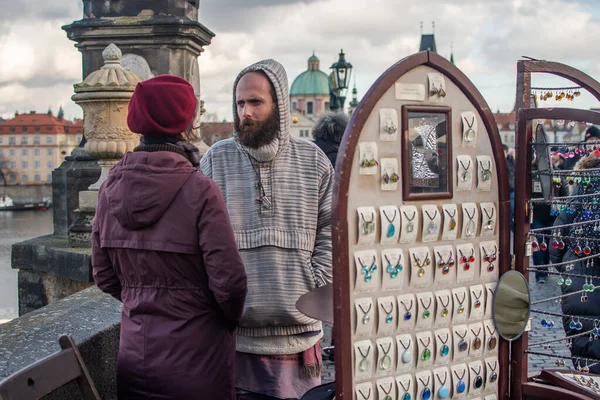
[91,150,247,399]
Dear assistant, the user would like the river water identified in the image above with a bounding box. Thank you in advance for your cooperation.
[0,185,53,323]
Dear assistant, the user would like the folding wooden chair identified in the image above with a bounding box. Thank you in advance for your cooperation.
[0,335,101,400]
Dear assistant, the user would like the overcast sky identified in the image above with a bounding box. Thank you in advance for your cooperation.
[0,0,599,122]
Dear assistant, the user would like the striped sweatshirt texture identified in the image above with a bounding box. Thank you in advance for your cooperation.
[200,59,334,355]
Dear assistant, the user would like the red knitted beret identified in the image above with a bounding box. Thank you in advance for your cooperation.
[127,75,197,136]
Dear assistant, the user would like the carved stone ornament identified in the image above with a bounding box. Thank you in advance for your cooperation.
[72,43,141,190]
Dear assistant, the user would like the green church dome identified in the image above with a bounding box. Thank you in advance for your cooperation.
[290,54,330,96]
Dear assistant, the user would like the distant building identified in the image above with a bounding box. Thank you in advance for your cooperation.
[200,121,233,146]
[290,112,316,140]
[290,53,331,118]
[0,109,82,185]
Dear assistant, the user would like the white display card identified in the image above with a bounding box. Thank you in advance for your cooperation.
[433,367,451,400]
[460,111,478,147]
[476,155,493,191]
[461,203,479,239]
[376,377,396,400]
[395,82,426,101]
[484,356,500,393]
[441,203,459,241]
[381,248,405,291]
[453,324,470,361]
[395,374,414,400]
[456,155,474,192]
[375,337,395,377]
[400,206,419,244]
[468,322,485,358]
[355,381,374,399]
[421,204,442,243]
[359,142,379,176]
[433,245,455,285]
[380,205,400,244]
[357,206,377,245]
[485,283,496,319]
[467,360,485,395]
[415,370,434,400]
[396,334,414,372]
[380,158,400,192]
[380,108,399,141]
[434,328,452,366]
[452,286,469,324]
[354,340,375,381]
[434,289,452,328]
[397,294,416,332]
[483,319,499,356]
[427,73,446,102]
[456,243,476,284]
[353,249,379,293]
[377,296,397,335]
[480,240,499,283]
[415,292,435,330]
[479,202,497,237]
[354,297,375,337]
[409,247,433,288]
[469,284,486,320]
[451,363,469,399]
[416,330,434,369]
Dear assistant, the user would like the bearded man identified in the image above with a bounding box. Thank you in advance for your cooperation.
[200,59,334,399]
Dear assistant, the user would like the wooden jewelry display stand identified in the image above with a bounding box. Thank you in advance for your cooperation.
[331,51,510,400]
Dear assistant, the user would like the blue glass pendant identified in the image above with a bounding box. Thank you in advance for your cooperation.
[438,386,449,399]
[387,264,395,273]
[403,393,411,400]
[404,312,412,321]
[440,344,449,357]
[421,387,431,400]
[387,224,395,237]
[570,320,577,330]
[364,274,372,282]
[386,314,393,323]
[457,381,466,394]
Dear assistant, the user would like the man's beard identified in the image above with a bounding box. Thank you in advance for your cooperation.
[235,108,280,149]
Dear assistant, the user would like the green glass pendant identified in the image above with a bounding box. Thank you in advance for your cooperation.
[423,310,431,319]
[422,348,431,361]
[386,314,393,323]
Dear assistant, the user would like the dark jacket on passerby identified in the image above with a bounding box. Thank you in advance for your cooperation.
[549,155,600,373]
[313,139,339,167]
[92,151,247,399]
[506,154,515,192]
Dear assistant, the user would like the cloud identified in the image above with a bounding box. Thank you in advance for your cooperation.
[1,0,600,122]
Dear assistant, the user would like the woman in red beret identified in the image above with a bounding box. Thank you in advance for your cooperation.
[91,75,247,399]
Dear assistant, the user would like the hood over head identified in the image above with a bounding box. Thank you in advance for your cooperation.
[103,152,196,230]
[232,59,291,153]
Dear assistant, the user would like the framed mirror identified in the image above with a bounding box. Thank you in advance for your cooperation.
[401,106,453,200]
[492,270,531,341]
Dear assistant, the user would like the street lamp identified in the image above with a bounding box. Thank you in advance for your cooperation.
[329,49,353,112]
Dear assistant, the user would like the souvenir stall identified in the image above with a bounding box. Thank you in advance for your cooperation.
[329,51,513,400]
[512,59,600,400]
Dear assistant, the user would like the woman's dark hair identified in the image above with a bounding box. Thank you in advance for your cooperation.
[312,111,348,144]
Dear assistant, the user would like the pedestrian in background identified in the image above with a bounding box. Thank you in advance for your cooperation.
[92,75,247,399]
[312,111,348,169]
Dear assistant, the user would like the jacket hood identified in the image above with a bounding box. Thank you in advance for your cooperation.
[232,59,291,152]
[575,154,600,170]
[103,151,196,230]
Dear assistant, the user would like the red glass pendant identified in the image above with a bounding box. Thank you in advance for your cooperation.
[539,241,548,251]
[469,255,476,263]
[460,256,467,264]
[552,239,560,249]
[595,149,600,157]
[464,263,471,271]
[574,246,582,255]
[475,300,481,308]
[584,246,592,256]
[488,264,495,272]
[531,240,539,250]
[558,240,565,250]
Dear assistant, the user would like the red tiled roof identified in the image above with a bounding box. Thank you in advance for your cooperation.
[0,112,82,135]
[493,112,516,130]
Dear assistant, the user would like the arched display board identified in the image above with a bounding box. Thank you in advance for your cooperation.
[331,51,509,400]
